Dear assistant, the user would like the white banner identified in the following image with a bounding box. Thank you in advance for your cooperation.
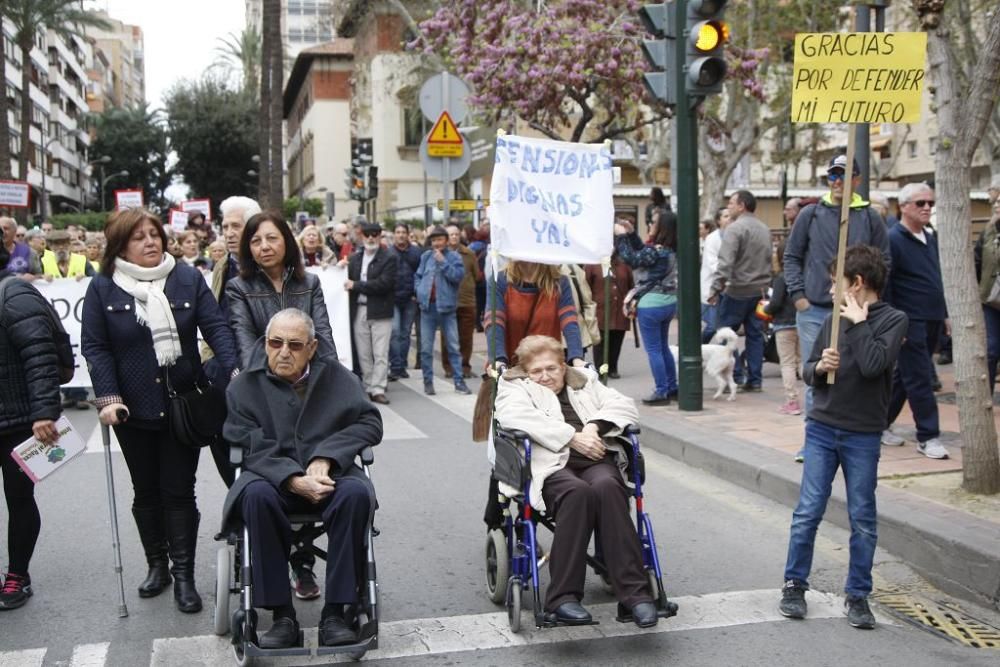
[488,134,614,265]
[306,265,353,370]
[33,278,91,388]
[33,267,354,388]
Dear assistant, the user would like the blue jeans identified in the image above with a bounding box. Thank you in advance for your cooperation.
[419,302,463,384]
[701,302,718,343]
[637,303,678,396]
[984,305,1000,394]
[887,318,941,441]
[796,304,833,417]
[717,294,765,387]
[390,300,418,374]
[784,419,880,598]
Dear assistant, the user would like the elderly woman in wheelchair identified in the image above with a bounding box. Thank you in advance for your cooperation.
[493,334,661,628]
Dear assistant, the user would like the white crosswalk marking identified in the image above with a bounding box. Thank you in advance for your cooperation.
[397,375,479,425]
[0,648,45,667]
[375,404,427,440]
[70,643,110,667]
[148,589,867,666]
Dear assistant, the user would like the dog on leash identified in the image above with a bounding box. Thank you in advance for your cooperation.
[669,327,739,401]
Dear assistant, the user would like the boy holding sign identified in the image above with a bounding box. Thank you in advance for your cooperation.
[779,245,907,629]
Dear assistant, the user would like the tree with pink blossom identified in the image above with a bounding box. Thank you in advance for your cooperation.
[414,0,666,144]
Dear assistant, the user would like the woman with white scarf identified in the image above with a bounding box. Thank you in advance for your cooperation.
[82,208,237,615]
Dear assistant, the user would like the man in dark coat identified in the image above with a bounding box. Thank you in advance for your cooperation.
[347,222,397,404]
[222,308,381,650]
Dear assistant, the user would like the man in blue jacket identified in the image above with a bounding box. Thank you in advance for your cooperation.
[388,223,422,380]
[881,183,949,459]
[414,226,469,396]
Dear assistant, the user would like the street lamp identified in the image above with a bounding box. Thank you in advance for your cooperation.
[60,202,81,213]
[39,136,60,220]
[100,169,129,211]
[84,155,111,211]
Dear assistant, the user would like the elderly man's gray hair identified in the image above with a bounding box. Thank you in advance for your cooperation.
[898,182,933,206]
[265,308,316,340]
[220,196,262,224]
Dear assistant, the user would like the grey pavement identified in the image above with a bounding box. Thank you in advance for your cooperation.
[0,369,997,665]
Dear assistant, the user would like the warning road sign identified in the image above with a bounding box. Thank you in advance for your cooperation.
[427,111,464,158]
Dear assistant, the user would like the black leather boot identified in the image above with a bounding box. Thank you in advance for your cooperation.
[133,507,172,598]
[165,508,203,613]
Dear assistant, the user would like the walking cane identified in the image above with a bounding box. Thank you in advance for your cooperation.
[102,408,129,618]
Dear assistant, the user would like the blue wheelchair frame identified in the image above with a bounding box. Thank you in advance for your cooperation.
[491,424,678,631]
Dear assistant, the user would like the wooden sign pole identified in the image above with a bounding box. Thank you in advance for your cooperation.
[826,129,857,385]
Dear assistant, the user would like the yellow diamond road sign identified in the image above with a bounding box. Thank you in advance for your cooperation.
[427,111,464,158]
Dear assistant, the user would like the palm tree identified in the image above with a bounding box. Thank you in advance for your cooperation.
[258,0,283,208]
[213,25,261,99]
[2,1,110,186]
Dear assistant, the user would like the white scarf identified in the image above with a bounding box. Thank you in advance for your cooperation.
[113,254,182,366]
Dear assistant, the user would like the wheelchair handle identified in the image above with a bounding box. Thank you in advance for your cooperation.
[624,424,641,436]
[360,446,375,465]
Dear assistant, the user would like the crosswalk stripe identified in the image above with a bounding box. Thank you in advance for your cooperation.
[149,589,862,665]
[0,648,46,667]
[375,404,427,440]
[70,643,110,667]
[396,375,478,425]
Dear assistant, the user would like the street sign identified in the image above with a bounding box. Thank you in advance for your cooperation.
[419,72,470,124]
[427,111,464,157]
[0,180,30,208]
[436,199,489,211]
[419,134,471,182]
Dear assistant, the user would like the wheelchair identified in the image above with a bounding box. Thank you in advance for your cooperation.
[484,423,678,632]
[213,444,379,665]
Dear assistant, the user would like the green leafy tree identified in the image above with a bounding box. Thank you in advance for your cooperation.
[89,105,172,212]
[282,197,324,221]
[213,24,261,98]
[1,1,109,182]
[163,76,259,213]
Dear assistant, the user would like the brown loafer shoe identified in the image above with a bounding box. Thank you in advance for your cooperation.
[370,394,390,405]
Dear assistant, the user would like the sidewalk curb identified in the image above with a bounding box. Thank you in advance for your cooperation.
[637,415,1000,611]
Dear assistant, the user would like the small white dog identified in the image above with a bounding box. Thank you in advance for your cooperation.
[669,327,739,401]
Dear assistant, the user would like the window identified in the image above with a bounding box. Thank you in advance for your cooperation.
[907,140,917,159]
[402,107,423,147]
[9,130,19,155]
[929,136,938,155]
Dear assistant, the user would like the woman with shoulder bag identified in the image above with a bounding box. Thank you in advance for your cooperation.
[82,208,237,613]
[975,198,1000,391]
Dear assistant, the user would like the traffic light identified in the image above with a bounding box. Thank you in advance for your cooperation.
[344,166,366,201]
[366,166,378,200]
[685,0,729,97]
[638,3,676,106]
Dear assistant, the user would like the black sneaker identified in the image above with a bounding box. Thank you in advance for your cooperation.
[290,563,320,600]
[455,380,472,395]
[778,580,807,619]
[845,595,876,629]
[424,382,436,395]
[0,572,33,610]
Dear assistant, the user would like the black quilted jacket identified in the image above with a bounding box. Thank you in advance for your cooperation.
[0,271,61,432]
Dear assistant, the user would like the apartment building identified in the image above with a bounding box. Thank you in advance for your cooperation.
[85,11,145,109]
[247,0,335,63]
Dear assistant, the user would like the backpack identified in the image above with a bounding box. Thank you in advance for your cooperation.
[0,275,76,384]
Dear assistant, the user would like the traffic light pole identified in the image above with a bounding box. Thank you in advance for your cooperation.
[674,0,704,411]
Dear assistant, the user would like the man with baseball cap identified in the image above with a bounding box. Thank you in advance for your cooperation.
[782,154,891,461]
[414,225,470,395]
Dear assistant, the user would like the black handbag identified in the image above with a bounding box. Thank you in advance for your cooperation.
[163,367,227,449]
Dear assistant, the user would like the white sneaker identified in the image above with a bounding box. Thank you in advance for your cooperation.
[918,438,949,459]
[881,430,905,446]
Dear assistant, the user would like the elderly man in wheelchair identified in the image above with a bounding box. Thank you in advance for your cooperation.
[494,334,660,628]
[220,308,380,651]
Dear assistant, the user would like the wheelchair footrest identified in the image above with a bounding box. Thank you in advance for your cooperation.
[244,631,307,657]
[538,613,600,629]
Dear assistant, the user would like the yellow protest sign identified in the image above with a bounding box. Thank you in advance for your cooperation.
[791,32,927,124]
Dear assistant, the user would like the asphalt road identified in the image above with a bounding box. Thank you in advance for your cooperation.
[1,374,998,666]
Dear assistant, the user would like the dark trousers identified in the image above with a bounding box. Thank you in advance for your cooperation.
[591,329,626,374]
[239,477,371,608]
[1,427,40,575]
[441,305,475,375]
[984,305,1000,393]
[887,318,941,442]
[541,457,650,611]
[717,294,765,387]
[115,422,200,512]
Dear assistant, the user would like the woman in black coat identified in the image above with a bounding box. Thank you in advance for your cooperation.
[225,211,338,369]
[0,245,62,610]
[82,208,237,614]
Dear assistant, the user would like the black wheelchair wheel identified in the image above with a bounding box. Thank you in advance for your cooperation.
[214,545,232,636]
[485,529,509,604]
[506,576,522,633]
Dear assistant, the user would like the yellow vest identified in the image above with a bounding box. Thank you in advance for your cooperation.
[41,252,88,278]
